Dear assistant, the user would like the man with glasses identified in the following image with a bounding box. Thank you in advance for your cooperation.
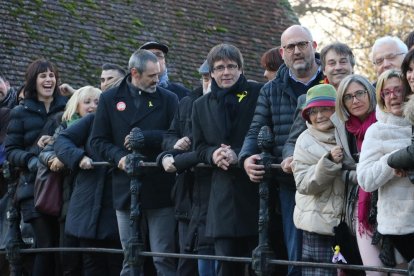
[371,36,408,77]
[191,43,263,276]
[139,41,190,100]
[240,25,324,276]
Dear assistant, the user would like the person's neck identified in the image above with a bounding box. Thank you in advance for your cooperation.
[293,62,318,83]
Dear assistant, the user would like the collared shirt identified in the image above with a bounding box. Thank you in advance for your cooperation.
[289,65,322,86]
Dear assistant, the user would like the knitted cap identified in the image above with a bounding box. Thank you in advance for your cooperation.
[302,84,336,122]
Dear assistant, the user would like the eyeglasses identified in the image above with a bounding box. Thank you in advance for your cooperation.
[282,41,312,53]
[373,52,405,66]
[212,64,238,73]
[306,106,334,117]
[343,90,368,103]
[381,86,403,99]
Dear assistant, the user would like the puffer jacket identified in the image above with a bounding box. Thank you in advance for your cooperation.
[292,123,344,235]
[357,107,414,235]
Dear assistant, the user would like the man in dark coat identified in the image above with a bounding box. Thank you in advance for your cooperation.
[91,49,178,276]
[239,25,324,276]
[192,43,262,276]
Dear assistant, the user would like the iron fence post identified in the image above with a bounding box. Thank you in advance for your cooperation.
[125,128,145,276]
[252,126,277,276]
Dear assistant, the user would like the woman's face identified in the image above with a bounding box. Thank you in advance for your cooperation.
[77,96,99,117]
[343,81,370,120]
[382,77,404,116]
[36,69,56,101]
[308,106,335,131]
[406,60,414,93]
[263,69,277,81]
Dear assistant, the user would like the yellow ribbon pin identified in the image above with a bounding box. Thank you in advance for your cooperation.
[148,101,153,107]
[236,91,248,102]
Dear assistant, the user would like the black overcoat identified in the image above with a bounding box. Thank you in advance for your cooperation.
[191,77,262,237]
[91,76,178,210]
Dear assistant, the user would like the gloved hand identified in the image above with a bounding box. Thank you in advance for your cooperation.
[27,157,39,172]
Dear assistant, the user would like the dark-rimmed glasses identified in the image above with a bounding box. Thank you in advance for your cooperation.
[381,86,403,99]
[213,64,238,73]
[282,41,312,53]
[343,90,367,104]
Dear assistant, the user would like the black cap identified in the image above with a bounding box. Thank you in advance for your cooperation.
[139,41,169,54]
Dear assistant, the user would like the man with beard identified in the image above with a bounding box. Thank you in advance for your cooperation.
[240,25,324,276]
[91,49,178,276]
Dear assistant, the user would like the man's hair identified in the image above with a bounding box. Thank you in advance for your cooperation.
[128,49,158,74]
[101,63,126,76]
[404,31,414,50]
[260,47,283,72]
[371,36,408,60]
[320,42,355,70]
[206,43,243,72]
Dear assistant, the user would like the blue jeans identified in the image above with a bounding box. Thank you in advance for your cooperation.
[116,207,177,276]
[279,185,302,276]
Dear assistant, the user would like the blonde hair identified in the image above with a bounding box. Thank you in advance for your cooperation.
[375,70,403,112]
[336,74,376,121]
[62,85,101,122]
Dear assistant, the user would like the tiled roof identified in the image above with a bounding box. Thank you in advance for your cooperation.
[0,1,298,90]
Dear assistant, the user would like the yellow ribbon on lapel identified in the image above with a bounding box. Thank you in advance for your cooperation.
[236,91,248,103]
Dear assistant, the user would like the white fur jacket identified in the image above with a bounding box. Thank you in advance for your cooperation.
[357,106,414,235]
[292,123,344,235]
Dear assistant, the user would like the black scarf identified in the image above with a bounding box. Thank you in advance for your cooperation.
[211,75,247,140]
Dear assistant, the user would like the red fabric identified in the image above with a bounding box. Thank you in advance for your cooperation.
[345,111,377,235]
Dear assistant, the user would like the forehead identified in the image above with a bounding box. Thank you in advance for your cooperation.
[281,28,311,45]
[149,49,164,55]
[383,77,401,87]
[373,42,399,57]
[345,81,365,93]
[101,69,121,78]
[325,50,349,61]
[142,61,160,74]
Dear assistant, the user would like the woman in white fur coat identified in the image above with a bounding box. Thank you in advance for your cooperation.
[357,69,414,265]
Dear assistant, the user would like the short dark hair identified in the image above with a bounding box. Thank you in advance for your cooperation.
[404,31,414,50]
[207,43,243,72]
[401,48,414,94]
[320,42,355,70]
[24,59,60,99]
[101,63,126,76]
[260,47,283,72]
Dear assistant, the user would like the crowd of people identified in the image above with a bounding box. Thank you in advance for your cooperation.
[0,24,414,276]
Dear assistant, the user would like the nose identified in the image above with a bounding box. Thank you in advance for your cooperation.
[382,58,392,69]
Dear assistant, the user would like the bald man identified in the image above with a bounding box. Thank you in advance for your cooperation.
[240,25,325,276]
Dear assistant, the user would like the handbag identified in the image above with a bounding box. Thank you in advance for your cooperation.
[33,161,62,216]
[332,171,363,267]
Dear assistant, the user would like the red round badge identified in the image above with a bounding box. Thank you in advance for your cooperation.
[117,101,126,111]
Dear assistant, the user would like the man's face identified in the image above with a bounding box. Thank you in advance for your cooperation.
[373,42,405,76]
[323,50,353,89]
[201,74,211,94]
[132,61,160,93]
[0,78,10,102]
[210,59,241,89]
[100,69,123,91]
[280,27,317,77]
[148,49,166,75]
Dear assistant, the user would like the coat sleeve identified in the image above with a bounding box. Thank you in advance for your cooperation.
[162,101,182,151]
[387,143,414,170]
[38,123,66,166]
[90,94,128,165]
[293,136,342,195]
[5,108,34,167]
[357,126,394,192]
[282,94,307,159]
[238,86,273,166]
[54,115,93,171]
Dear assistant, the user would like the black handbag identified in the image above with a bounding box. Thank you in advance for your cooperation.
[332,171,363,267]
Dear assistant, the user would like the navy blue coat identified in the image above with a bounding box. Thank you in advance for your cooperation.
[54,114,118,240]
[91,75,178,210]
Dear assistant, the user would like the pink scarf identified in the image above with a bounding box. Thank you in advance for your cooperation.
[345,111,377,235]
